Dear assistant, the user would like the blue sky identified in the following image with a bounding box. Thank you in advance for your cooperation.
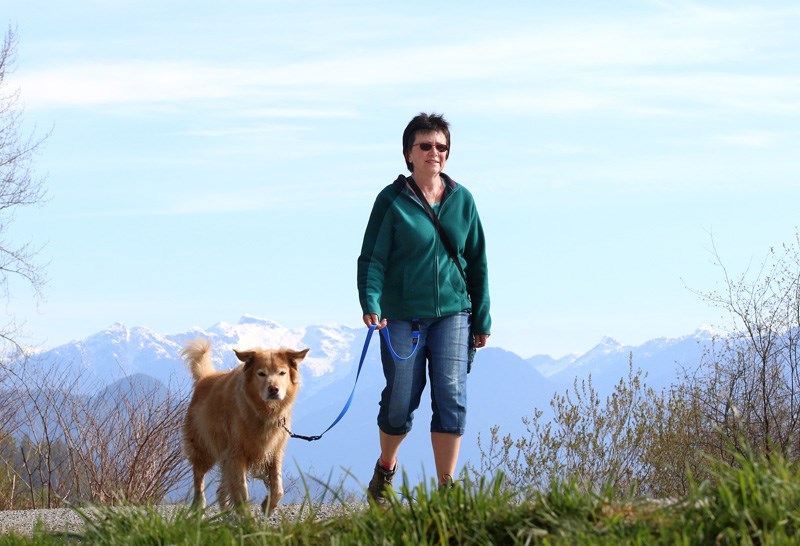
[4,0,800,358]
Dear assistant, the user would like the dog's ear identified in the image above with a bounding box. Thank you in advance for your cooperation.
[286,348,309,368]
[286,348,308,384]
[234,349,256,370]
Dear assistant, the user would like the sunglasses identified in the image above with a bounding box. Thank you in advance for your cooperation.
[413,142,449,153]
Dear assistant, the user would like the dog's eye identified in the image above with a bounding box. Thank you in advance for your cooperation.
[257,370,267,377]
[279,370,287,376]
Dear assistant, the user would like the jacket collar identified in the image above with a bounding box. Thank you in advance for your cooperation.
[392,173,459,195]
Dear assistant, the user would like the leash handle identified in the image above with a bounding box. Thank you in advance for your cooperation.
[379,320,421,361]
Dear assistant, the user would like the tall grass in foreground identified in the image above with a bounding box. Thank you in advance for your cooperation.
[2,448,799,545]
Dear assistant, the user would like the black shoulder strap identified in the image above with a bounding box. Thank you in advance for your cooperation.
[406,177,467,283]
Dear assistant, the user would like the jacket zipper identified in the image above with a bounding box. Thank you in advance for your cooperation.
[433,189,455,317]
[404,184,456,318]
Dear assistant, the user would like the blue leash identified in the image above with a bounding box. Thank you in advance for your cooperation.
[281,322,421,442]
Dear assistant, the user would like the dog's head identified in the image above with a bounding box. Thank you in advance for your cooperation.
[234,347,309,402]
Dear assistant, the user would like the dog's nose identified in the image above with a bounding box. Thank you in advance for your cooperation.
[268,385,280,396]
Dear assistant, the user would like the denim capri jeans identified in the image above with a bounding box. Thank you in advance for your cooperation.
[377,311,471,436]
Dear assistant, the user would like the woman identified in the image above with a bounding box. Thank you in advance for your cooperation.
[357,112,491,503]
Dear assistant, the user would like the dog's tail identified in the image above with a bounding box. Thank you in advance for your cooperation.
[181,338,216,381]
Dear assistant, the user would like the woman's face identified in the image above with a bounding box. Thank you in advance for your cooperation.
[407,131,448,177]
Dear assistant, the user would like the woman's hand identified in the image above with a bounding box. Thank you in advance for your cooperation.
[474,334,490,349]
[363,313,387,330]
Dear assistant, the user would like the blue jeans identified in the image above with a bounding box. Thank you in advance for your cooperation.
[377,311,471,436]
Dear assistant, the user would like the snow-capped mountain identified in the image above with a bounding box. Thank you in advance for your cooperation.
[531,327,719,395]
[17,315,716,499]
[28,315,362,395]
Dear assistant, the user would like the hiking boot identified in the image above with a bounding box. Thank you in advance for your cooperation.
[367,459,397,505]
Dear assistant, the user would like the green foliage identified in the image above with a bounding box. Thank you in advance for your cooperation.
[680,447,800,544]
[2,452,800,545]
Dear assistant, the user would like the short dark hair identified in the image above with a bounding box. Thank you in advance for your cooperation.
[402,112,450,172]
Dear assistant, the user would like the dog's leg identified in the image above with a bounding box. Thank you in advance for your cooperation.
[191,466,208,511]
[258,464,273,515]
[222,456,249,513]
[216,479,230,510]
[261,452,284,516]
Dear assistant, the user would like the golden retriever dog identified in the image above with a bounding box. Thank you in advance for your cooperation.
[181,339,309,515]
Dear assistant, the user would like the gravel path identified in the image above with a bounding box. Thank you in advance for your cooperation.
[0,503,365,537]
[0,508,86,537]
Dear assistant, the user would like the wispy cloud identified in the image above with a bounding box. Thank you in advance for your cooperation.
[82,182,345,216]
[92,192,283,216]
[713,132,779,148]
[16,61,256,106]
[246,108,358,119]
[13,3,800,120]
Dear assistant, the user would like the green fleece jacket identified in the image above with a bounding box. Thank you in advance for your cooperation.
[357,173,491,335]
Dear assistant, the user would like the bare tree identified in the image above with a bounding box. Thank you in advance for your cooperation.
[2,361,84,508]
[687,231,800,459]
[0,356,190,508]
[0,26,49,353]
[0,27,50,506]
[60,376,190,505]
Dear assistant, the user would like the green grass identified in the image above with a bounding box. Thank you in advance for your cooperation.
[3,450,800,545]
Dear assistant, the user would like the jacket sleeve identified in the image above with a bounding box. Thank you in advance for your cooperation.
[463,197,491,335]
[357,190,395,319]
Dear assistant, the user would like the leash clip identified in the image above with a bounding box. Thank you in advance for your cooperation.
[280,416,322,442]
